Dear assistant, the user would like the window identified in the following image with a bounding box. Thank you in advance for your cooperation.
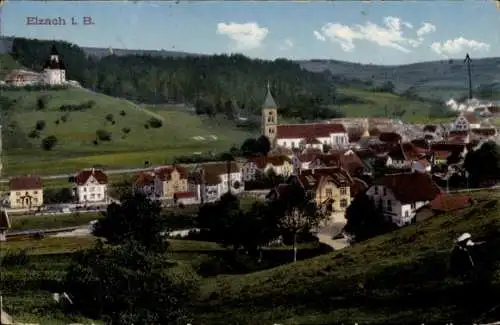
[387,200,392,211]
[291,142,295,148]
[16,199,20,204]
[326,188,333,197]
[84,195,87,200]
[374,186,378,195]
[383,188,387,196]
[97,193,101,198]
[90,187,95,192]
[34,191,38,194]
[84,187,87,192]
[340,187,347,195]
[91,194,95,199]
[34,198,38,203]
[405,211,409,217]
[340,199,348,208]
[411,202,416,209]
[16,192,20,196]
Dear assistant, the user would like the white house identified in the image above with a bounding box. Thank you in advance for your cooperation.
[451,112,481,131]
[275,123,349,150]
[74,168,108,203]
[43,45,66,85]
[3,69,43,87]
[365,171,441,227]
[189,162,243,203]
[242,155,293,182]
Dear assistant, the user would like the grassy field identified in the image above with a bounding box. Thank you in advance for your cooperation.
[1,87,255,176]
[337,87,435,121]
[9,212,102,231]
[3,191,500,324]
[193,191,500,324]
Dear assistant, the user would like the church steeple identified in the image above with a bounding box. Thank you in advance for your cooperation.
[261,81,278,147]
[262,80,278,109]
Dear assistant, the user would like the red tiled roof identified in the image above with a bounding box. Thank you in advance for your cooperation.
[488,106,500,114]
[379,132,402,143]
[75,169,108,186]
[368,143,395,155]
[430,194,473,212]
[10,175,42,191]
[374,172,441,204]
[134,172,155,187]
[300,167,353,189]
[174,192,195,199]
[463,112,479,124]
[277,123,346,139]
[155,165,188,181]
[247,155,291,169]
[387,143,422,161]
[321,150,365,175]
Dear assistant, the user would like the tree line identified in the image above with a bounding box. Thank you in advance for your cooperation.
[10,37,341,120]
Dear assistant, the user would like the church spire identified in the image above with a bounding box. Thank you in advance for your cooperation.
[262,80,278,109]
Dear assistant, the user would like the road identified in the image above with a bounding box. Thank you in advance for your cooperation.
[0,167,153,183]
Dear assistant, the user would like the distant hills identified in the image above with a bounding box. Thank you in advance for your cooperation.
[1,35,499,101]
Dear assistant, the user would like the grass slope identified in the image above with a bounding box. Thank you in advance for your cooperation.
[1,88,254,175]
[196,191,500,324]
[336,87,438,122]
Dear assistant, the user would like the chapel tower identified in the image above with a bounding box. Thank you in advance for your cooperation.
[261,81,278,146]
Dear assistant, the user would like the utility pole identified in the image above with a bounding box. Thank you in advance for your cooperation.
[464,53,473,100]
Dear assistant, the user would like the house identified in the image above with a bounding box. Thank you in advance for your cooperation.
[293,167,354,224]
[309,149,367,177]
[242,155,293,182]
[385,143,426,171]
[74,169,108,203]
[133,171,156,197]
[189,161,243,203]
[430,194,474,213]
[3,69,42,87]
[260,83,349,149]
[451,112,480,131]
[429,143,468,165]
[43,45,66,85]
[9,175,43,209]
[0,209,11,241]
[153,165,189,198]
[268,145,294,158]
[366,172,441,227]
[446,130,470,144]
[471,127,497,140]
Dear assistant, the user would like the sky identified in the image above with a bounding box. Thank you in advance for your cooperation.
[1,0,499,65]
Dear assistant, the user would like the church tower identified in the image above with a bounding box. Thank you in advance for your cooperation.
[261,81,278,146]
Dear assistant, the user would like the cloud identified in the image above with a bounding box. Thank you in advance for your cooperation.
[416,22,436,37]
[313,30,326,42]
[216,22,269,51]
[431,37,490,56]
[279,39,294,51]
[313,17,436,53]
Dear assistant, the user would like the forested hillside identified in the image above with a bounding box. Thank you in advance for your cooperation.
[9,37,339,120]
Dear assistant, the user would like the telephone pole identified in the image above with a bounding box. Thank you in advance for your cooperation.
[464,53,473,100]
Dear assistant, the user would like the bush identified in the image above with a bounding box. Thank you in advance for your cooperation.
[111,121,116,125]
[93,140,99,145]
[60,114,68,123]
[120,110,126,116]
[41,135,58,151]
[55,119,60,125]
[36,96,49,110]
[96,129,112,141]
[59,100,95,112]
[144,124,149,129]
[105,113,114,123]
[35,120,46,131]
[1,250,30,268]
[148,117,163,128]
[122,127,131,134]
[28,129,40,139]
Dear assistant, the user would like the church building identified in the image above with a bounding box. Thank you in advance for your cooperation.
[43,45,66,85]
[261,83,349,151]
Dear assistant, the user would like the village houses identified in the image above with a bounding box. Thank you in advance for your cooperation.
[153,165,189,198]
[451,112,481,131]
[365,172,441,227]
[9,175,43,209]
[74,169,108,203]
[242,155,293,182]
[189,161,243,203]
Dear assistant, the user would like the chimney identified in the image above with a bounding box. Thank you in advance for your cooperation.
[91,168,94,174]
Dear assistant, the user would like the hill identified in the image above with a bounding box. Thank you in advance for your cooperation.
[195,191,500,324]
[300,58,500,101]
[0,53,23,78]
[1,87,254,176]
